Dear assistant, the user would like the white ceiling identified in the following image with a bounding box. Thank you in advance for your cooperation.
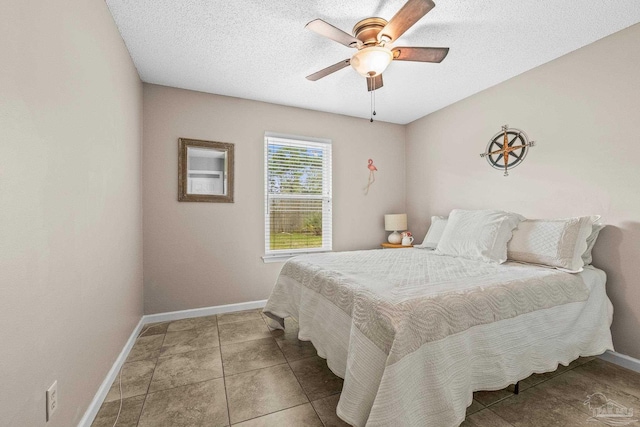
[105,0,640,124]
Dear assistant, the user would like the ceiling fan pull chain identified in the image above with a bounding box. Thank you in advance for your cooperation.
[370,78,374,122]
[373,87,377,116]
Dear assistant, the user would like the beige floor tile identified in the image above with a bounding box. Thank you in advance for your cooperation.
[572,356,596,367]
[489,385,598,426]
[311,394,351,427]
[149,347,223,392]
[276,338,317,363]
[460,409,515,427]
[574,359,640,400]
[535,368,640,423]
[271,321,317,362]
[91,395,145,427]
[232,403,323,426]
[218,309,263,324]
[466,399,485,416]
[138,378,229,427]
[161,326,219,356]
[104,360,156,402]
[166,315,218,332]
[519,371,561,390]
[219,319,272,345]
[289,356,343,401]
[139,322,169,337]
[221,337,286,375]
[225,363,308,424]
[473,388,515,407]
[127,334,164,362]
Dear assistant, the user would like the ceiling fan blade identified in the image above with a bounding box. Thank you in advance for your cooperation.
[378,0,436,43]
[305,19,361,48]
[366,74,383,91]
[306,59,351,81]
[392,46,449,63]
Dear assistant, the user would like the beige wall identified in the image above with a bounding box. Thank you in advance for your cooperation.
[406,23,640,359]
[0,1,143,426]
[143,84,406,314]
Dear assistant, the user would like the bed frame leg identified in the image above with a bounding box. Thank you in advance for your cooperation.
[514,381,520,395]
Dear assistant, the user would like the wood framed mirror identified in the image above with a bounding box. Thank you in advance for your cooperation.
[178,138,234,203]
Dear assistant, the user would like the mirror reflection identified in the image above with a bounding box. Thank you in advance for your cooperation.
[187,147,227,196]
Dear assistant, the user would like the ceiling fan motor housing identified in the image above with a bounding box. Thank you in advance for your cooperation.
[353,17,389,46]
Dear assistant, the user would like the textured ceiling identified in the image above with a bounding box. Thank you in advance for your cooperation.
[105,0,640,124]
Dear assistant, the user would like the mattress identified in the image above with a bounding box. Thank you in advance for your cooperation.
[264,248,614,427]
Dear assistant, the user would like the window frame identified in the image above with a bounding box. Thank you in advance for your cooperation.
[263,132,332,263]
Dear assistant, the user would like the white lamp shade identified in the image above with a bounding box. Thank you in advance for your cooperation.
[351,46,393,77]
[384,213,407,231]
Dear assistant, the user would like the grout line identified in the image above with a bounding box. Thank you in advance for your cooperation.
[222,361,289,379]
[229,402,313,426]
[484,407,517,427]
[134,328,168,426]
[273,316,328,427]
[217,316,233,426]
[142,376,227,397]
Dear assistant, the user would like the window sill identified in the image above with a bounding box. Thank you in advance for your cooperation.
[262,251,330,264]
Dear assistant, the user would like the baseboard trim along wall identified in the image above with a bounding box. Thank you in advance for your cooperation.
[78,300,639,426]
[78,299,267,427]
[143,299,268,324]
[598,350,640,373]
[77,317,145,427]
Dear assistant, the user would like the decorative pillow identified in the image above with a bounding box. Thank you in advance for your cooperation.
[507,216,598,272]
[416,216,448,249]
[582,223,605,265]
[434,209,524,263]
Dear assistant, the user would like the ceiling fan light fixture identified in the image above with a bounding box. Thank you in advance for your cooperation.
[350,46,393,77]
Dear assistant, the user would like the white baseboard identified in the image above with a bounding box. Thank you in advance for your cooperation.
[598,350,640,373]
[78,299,267,427]
[77,317,144,427]
[142,299,267,324]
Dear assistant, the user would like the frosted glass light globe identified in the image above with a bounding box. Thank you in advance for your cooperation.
[350,46,393,77]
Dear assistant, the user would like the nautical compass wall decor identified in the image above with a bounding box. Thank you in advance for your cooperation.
[480,125,536,176]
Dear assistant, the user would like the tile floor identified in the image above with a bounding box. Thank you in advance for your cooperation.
[92,310,640,427]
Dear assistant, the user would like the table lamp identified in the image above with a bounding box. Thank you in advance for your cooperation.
[384,213,407,244]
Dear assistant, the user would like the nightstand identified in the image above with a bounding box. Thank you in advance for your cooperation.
[381,243,414,249]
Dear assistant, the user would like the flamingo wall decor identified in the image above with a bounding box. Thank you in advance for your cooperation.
[365,158,377,195]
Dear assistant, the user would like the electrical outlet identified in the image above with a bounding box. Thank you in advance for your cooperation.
[46,381,57,421]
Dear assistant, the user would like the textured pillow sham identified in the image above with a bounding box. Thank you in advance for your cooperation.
[507,216,598,272]
[434,209,524,263]
[582,223,605,265]
[416,216,448,249]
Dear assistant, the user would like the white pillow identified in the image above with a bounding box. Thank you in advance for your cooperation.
[435,209,524,263]
[416,216,447,249]
[507,216,598,272]
[582,223,605,265]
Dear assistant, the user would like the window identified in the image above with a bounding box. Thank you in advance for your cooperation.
[264,133,332,261]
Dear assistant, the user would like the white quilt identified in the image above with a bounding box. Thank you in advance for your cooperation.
[264,249,614,427]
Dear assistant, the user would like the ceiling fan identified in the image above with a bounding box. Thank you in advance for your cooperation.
[305,0,449,92]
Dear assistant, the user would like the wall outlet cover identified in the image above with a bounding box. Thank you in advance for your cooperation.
[46,381,57,421]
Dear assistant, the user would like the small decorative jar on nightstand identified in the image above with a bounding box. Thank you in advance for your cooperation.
[381,243,414,249]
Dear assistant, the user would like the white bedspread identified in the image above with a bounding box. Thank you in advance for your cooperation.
[263,249,613,427]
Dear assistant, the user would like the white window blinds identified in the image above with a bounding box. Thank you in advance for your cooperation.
[264,133,332,259]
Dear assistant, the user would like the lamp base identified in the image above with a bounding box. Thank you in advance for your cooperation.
[387,230,402,244]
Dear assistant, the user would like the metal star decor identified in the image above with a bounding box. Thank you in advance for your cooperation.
[480,125,536,176]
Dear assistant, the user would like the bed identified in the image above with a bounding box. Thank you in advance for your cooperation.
[263,247,613,427]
